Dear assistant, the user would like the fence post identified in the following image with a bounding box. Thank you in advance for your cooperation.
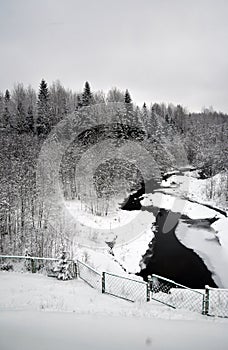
[31,259,36,273]
[147,276,152,302]
[102,272,105,294]
[74,261,78,279]
[203,285,210,315]
[151,275,157,296]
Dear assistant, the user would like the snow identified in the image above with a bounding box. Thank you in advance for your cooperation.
[0,272,228,350]
[141,192,223,220]
[138,189,228,288]
[212,218,228,247]
[64,197,154,249]
[76,248,128,275]
[0,272,210,319]
[145,171,228,288]
[62,164,228,288]
[73,224,155,276]
[2,171,226,350]
[1,311,228,350]
[175,222,228,288]
[114,226,155,273]
[71,170,228,283]
[64,197,139,230]
[160,171,227,211]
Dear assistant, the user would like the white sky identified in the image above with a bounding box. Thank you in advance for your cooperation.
[0,0,228,113]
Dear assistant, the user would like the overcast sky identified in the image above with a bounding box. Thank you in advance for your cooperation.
[0,0,228,112]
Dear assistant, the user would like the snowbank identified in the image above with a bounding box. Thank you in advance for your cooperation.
[0,273,228,350]
[0,272,225,321]
[160,171,227,211]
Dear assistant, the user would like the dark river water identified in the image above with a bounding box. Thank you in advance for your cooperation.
[121,186,218,289]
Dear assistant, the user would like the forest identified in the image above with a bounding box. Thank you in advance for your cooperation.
[0,80,227,257]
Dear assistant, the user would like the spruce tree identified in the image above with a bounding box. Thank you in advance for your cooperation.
[5,89,10,102]
[53,251,73,280]
[123,89,135,132]
[36,79,50,136]
[82,81,92,106]
[2,89,11,129]
[124,89,132,104]
[142,102,149,134]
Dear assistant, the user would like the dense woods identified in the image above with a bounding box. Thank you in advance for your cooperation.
[0,80,227,256]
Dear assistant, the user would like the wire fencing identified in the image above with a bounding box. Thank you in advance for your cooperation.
[205,286,228,318]
[149,274,206,314]
[102,272,149,302]
[1,254,228,317]
[0,255,58,274]
[0,254,76,278]
[76,260,102,290]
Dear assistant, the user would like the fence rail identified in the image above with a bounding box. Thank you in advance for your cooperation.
[149,274,205,314]
[0,254,76,278]
[0,254,58,261]
[0,254,60,275]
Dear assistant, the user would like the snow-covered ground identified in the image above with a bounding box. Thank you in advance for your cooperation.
[2,310,228,350]
[68,170,228,291]
[65,196,139,230]
[0,272,228,350]
[159,170,227,211]
[74,225,155,276]
[2,171,226,350]
[74,172,228,283]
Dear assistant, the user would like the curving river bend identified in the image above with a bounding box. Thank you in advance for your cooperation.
[121,176,227,289]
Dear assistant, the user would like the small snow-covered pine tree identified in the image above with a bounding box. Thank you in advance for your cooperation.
[54,251,73,280]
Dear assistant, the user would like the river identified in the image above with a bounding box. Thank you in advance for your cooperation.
[121,176,225,288]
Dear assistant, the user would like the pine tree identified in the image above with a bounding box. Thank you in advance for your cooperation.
[2,89,11,128]
[53,251,73,280]
[5,89,10,102]
[82,81,92,106]
[123,89,136,132]
[0,93,3,124]
[142,102,149,134]
[124,89,132,104]
[36,79,50,136]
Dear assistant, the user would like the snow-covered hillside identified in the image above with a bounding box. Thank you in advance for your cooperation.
[0,272,228,350]
[0,272,202,318]
[1,172,227,349]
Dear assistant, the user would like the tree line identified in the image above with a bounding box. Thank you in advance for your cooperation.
[0,79,227,256]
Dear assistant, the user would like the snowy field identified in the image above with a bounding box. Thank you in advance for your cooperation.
[1,272,228,350]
